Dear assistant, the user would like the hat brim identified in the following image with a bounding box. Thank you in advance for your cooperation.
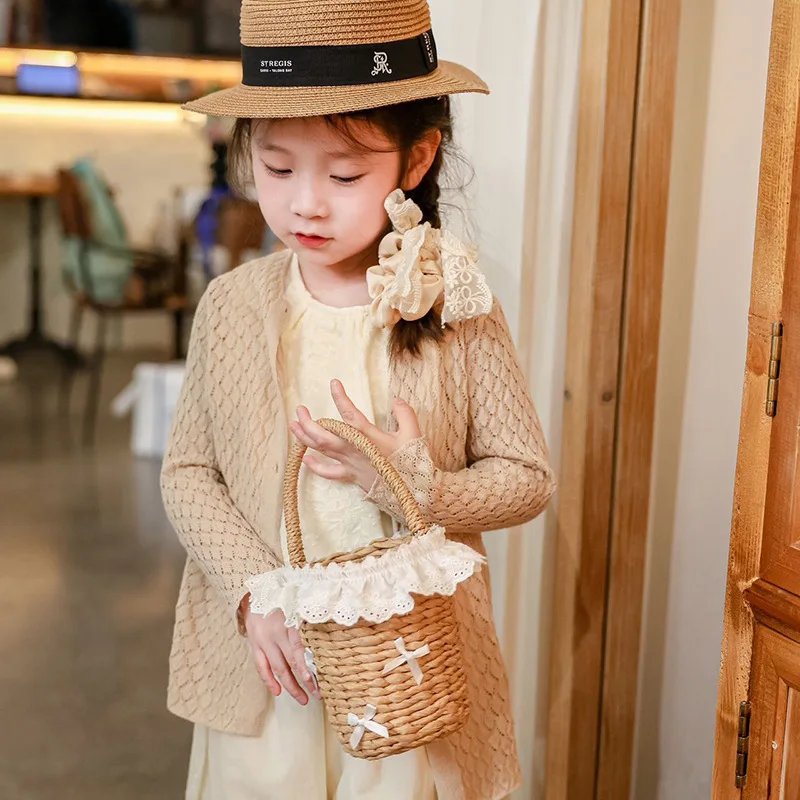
[182,61,488,118]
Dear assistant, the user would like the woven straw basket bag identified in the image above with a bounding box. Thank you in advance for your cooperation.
[248,418,484,760]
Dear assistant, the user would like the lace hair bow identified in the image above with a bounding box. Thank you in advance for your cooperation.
[366,190,493,329]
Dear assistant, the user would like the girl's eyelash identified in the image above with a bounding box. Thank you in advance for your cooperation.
[333,174,365,185]
[263,165,364,184]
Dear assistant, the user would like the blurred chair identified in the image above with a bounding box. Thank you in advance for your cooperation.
[216,196,268,270]
[57,168,189,445]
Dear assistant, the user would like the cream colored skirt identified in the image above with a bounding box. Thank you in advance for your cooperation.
[185,689,436,800]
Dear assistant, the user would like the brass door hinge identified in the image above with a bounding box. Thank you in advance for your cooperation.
[736,700,751,789]
[766,323,783,417]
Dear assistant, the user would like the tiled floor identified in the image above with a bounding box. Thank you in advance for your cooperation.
[0,350,191,799]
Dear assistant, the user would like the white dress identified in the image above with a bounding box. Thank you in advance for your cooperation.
[185,256,436,800]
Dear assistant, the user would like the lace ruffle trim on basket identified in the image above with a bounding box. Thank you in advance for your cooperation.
[246,526,485,628]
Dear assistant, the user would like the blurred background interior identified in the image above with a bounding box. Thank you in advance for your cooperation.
[0,3,278,799]
[0,1,784,799]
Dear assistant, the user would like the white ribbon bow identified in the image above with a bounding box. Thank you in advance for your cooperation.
[366,190,493,329]
[347,704,390,750]
[381,637,431,686]
[304,647,319,691]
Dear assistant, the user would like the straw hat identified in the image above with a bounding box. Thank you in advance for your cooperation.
[184,0,489,118]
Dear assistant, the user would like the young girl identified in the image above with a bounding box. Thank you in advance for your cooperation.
[162,1,556,798]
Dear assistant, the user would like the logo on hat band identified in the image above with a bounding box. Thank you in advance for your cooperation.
[372,53,393,77]
[241,29,438,88]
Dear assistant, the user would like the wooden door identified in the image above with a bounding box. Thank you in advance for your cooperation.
[713,2,800,797]
[740,601,800,797]
[545,0,680,795]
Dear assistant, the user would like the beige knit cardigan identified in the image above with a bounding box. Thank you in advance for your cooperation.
[161,250,556,800]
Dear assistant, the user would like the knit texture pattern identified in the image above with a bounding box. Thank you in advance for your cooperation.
[161,251,556,800]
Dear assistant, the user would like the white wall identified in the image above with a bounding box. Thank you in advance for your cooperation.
[430,0,537,646]
[633,1,773,797]
[0,102,209,351]
[430,2,579,797]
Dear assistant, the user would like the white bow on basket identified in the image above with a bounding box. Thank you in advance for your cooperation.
[382,637,431,686]
[304,648,319,691]
[348,704,390,750]
[366,190,493,329]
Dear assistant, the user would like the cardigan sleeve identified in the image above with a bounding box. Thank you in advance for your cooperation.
[366,302,556,533]
[160,286,280,615]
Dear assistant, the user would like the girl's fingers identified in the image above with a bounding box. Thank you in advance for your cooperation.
[266,644,308,706]
[287,628,322,700]
[291,420,355,484]
[303,454,349,482]
[289,420,318,451]
[295,406,345,455]
[330,380,376,434]
[393,397,422,439]
[253,648,281,697]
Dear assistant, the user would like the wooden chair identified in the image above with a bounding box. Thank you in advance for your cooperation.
[56,168,190,444]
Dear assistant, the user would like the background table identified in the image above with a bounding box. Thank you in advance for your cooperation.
[0,174,80,364]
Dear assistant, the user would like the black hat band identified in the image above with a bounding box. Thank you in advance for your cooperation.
[241,29,438,88]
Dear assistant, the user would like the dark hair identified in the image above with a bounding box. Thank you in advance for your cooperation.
[228,97,456,358]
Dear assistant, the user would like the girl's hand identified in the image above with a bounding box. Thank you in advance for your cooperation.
[242,596,321,704]
[289,379,422,492]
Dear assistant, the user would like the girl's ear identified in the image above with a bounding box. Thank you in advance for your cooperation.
[401,129,443,191]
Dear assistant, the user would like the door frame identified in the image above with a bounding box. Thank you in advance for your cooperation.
[712,2,800,796]
[545,0,680,797]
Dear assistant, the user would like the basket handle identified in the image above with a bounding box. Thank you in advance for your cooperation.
[283,418,429,567]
